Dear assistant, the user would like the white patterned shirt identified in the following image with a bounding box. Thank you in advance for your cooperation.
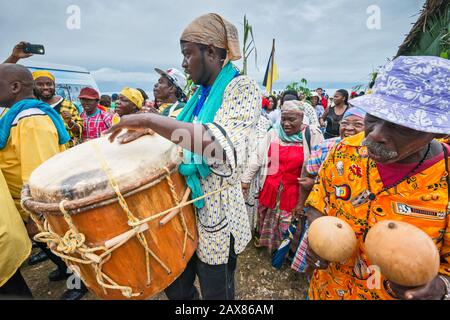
[197,75,261,265]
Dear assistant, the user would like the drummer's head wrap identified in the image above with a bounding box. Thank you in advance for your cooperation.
[32,70,55,82]
[120,87,144,109]
[181,13,242,66]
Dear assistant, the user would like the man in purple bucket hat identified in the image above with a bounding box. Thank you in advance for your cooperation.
[303,55,450,300]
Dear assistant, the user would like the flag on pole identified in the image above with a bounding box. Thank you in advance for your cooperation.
[263,39,279,94]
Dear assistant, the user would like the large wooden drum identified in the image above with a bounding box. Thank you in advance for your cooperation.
[22,135,198,300]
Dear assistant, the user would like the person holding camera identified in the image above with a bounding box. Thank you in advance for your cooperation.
[4,42,84,149]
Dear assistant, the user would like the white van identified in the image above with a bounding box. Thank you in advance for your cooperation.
[25,62,100,112]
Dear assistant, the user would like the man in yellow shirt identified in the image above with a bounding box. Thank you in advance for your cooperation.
[0,63,87,300]
[0,169,32,299]
[0,64,68,219]
[4,42,83,148]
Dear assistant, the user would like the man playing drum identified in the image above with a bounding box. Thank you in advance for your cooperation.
[106,13,261,300]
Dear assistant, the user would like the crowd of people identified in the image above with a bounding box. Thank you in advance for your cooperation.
[0,13,449,301]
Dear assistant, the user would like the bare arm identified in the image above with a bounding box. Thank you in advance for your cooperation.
[319,107,329,127]
[106,112,226,161]
[3,42,33,64]
[4,56,20,64]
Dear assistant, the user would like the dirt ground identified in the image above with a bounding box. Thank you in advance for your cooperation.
[21,239,309,300]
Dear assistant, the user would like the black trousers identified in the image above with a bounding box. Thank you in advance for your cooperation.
[36,242,67,272]
[165,236,237,300]
[35,242,87,292]
[0,269,33,300]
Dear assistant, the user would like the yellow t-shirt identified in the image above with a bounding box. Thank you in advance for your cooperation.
[0,169,31,287]
[0,112,65,221]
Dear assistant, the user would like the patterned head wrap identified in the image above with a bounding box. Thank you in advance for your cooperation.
[281,100,305,113]
[181,13,242,66]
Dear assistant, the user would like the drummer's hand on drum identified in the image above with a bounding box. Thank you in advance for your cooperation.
[105,114,154,143]
[116,129,155,144]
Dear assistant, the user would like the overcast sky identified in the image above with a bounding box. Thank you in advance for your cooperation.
[0,0,426,93]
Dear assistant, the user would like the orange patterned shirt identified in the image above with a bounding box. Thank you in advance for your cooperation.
[306,132,450,300]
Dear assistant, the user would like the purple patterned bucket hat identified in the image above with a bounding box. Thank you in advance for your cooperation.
[350,56,450,134]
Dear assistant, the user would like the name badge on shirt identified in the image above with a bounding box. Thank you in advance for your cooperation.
[392,202,446,220]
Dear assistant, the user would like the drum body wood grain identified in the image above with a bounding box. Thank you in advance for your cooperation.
[22,135,198,300]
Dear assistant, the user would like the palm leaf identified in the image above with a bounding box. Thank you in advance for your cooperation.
[410,9,449,55]
[397,0,449,58]
[242,14,258,75]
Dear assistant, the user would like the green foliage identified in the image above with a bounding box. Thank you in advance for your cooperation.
[368,71,378,89]
[407,5,449,58]
[286,78,311,97]
[242,15,258,75]
[440,23,449,58]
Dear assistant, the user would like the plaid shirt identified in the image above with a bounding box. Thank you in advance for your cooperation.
[80,108,113,141]
[291,224,309,273]
[306,137,341,176]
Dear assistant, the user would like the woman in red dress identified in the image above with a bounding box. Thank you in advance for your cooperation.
[242,100,323,253]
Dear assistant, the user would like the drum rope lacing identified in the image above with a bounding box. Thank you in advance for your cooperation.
[27,142,232,299]
[32,204,141,298]
[162,167,195,256]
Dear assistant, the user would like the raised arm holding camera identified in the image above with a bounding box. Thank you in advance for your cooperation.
[3,42,36,64]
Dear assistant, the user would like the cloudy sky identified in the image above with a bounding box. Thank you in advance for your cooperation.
[0,0,426,94]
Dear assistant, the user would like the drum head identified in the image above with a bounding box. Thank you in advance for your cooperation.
[29,135,182,204]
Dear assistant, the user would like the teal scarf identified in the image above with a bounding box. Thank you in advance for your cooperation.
[275,123,304,143]
[0,99,70,150]
[177,62,240,209]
